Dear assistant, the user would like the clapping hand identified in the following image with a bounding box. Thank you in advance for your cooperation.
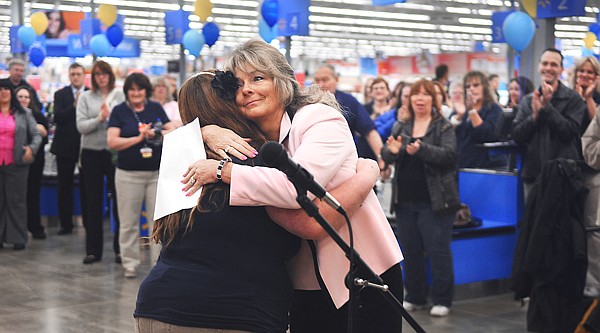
[406,139,421,156]
[385,135,403,155]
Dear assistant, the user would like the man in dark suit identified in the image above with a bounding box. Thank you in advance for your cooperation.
[50,63,88,235]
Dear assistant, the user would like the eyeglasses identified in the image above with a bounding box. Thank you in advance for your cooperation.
[465,82,481,89]
[94,72,109,77]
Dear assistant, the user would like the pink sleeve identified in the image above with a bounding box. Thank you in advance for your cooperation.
[230,104,356,208]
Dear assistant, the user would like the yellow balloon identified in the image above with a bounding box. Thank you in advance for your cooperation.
[584,32,597,49]
[521,0,537,18]
[30,12,48,36]
[194,0,213,23]
[98,4,118,27]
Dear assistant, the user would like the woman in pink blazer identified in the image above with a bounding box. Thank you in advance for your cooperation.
[185,40,403,333]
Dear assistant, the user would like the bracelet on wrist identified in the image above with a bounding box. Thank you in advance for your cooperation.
[216,158,231,182]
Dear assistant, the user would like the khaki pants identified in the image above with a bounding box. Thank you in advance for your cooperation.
[135,317,252,333]
[115,168,160,270]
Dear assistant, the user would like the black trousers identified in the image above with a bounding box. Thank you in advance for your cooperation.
[56,155,88,231]
[27,147,45,234]
[290,264,404,333]
[80,149,120,258]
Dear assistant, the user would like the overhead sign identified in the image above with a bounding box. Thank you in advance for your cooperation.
[164,10,190,45]
[536,0,585,19]
[491,10,514,43]
[277,0,309,37]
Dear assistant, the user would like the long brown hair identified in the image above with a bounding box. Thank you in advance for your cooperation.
[151,70,267,246]
[463,71,495,108]
[91,60,116,93]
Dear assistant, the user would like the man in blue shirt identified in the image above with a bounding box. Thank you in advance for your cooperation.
[314,65,384,169]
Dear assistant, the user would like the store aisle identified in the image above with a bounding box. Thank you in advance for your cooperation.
[0,222,528,333]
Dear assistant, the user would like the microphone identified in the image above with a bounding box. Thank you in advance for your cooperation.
[260,141,344,214]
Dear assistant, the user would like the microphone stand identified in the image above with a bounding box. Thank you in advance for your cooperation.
[293,185,426,333]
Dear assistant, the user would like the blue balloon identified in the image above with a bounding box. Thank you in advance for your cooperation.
[258,19,278,43]
[182,30,205,57]
[29,45,46,67]
[582,46,595,57]
[90,34,111,57]
[202,22,220,48]
[261,0,279,28]
[502,11,536,53]
[590,23,600,39]
[18,26,36,48]
[106,24,124,47]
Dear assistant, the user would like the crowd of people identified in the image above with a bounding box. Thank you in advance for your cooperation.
[0,42,599,332]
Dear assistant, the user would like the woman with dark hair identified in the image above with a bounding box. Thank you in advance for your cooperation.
[0,80,42,250]
[76,60,125,264]
[432,80,452,119]
[134,70,380,332]
[450,70,505,168]
[506,76,534,109]
[381,79,458,317]
[184,40,403,333]
[45,11,69,39]
[107,72,174,278]
[16,86,48,240]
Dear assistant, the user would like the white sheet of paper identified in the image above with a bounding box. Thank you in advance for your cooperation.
[154,118,206,220]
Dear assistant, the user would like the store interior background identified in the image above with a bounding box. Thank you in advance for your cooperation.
[0,0,598,108]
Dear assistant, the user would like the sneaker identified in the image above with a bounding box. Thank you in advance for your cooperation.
[124,267,137,278]
[403,301,425,311]
[430,305,450,317]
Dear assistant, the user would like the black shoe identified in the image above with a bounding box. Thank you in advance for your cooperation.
[57,228,73,235]
[115,254,122,264]
[32,231,46,239]
[83,255,101,264]
[13,243,25,250]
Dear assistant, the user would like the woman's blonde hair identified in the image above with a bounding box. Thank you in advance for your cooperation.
[571,56,600,95]
[224,39,341,116]
[151,75,174,104]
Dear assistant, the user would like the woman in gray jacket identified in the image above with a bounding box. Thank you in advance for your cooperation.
[76,60,125,264]
[381,79,459,317]
[0,80,41,250]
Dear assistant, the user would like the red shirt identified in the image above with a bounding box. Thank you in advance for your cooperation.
[0,112,15,165]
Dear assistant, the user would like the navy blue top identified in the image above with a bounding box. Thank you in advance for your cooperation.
[108,101,169,171]
[134,192,300,332]
[334,90,377,159]
[453,102,507,169]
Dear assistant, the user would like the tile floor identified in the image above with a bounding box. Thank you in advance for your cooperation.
[0,223,530,333]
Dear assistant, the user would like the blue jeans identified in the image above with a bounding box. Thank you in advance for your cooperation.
[395,202,454,307]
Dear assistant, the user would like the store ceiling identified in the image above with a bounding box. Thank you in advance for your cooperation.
[0,0,598,62]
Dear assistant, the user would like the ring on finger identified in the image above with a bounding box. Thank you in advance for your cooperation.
[190,177,196,185]
[224,146,232,154]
